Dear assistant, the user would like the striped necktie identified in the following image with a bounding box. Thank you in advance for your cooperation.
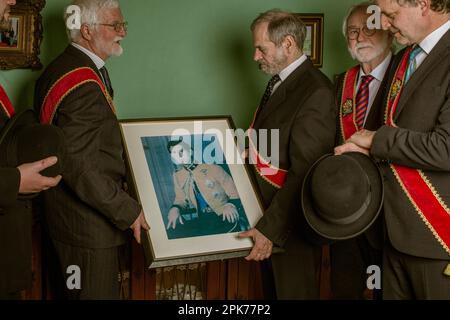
[355,75,374,129]
[405,45,423,83]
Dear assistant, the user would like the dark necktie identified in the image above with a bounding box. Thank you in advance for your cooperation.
[259,74,281,109]
[355,75,374,129]
[99,66,114,99]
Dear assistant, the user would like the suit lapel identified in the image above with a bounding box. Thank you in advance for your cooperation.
[364,56,394,130]
[394,29,450,120]
[254,82,286,128]
[65,45,103,80]
[254,59,312,128]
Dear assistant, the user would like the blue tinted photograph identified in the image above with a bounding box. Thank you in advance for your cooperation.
[141,134,251,240]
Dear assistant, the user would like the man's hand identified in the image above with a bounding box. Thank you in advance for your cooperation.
[222,203,238,223]
[18,156,62,194]
[334,142,370,155]
[166,207,183,230]
[348,129,376,150]
[239,228,273,261]
[130,210,150,244]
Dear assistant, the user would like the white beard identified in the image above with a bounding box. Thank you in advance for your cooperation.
[348,41,388,64]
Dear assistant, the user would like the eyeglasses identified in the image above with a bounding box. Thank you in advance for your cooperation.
[96,21,128,32]
[346,26,376,40]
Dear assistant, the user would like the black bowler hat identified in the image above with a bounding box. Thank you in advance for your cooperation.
[0,109,65,177]
[301,152,383,241]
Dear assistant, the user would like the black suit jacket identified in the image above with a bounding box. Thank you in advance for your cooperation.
[253,59,336,247]
[371,29,450,260]
[34,45,140,248]
[1,110,32,293]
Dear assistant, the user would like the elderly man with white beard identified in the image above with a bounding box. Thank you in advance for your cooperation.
[34,0,149,299]
[330,2,393,300]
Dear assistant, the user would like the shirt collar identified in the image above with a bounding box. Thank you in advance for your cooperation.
[359,52,392,82]
[71,42,105,70]
[418,19,450,55]
[278,54,308,81]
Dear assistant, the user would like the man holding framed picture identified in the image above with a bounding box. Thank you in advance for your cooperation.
[34,0,148,299]
[240,9,336,299]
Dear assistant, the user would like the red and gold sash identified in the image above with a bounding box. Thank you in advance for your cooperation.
[339,65,360,141]
[0,85,15,119]
[40,67,115,124]
[248,106,287,189]
[385,47,450,256]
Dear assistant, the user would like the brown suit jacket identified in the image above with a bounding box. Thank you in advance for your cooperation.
[371,29,450,260]
[34,45,140,249]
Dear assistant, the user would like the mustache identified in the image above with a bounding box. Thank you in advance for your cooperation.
[354,42,374,50]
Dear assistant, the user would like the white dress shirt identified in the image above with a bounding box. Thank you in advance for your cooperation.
[356,52,392,125]
[71,42,105,70]
[415,19,450,70]
[272,54,308,94]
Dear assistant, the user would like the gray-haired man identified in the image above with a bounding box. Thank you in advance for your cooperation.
[34,0,149,299]
[332,2,393,300]
[239,9,336,299]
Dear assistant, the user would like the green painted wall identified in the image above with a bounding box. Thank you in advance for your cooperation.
[1,0,360,128]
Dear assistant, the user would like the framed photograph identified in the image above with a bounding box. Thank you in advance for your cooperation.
[297,14,324,68]
[0,0,44,70]
[120,116,264,268]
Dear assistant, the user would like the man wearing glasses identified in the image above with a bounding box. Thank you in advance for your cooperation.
[337,0,450,300]
[34,0,148,299]
[331,2,393,300]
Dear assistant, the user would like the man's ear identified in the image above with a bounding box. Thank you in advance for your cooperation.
[282,35,296,52]
[418,0,430,16]
[80,23,92,41]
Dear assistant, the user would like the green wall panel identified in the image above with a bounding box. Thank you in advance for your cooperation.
[1,0,360,128]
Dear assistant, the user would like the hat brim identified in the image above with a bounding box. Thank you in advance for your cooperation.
[301,152,383,241]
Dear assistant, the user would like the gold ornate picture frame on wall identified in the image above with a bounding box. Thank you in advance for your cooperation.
[0,0,45,70]
[296,13,324,68]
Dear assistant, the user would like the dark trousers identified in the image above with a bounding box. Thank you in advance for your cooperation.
[331,235,382,299]
[52,239,121,300]
[0,291,21,300]
[270,235,322,299]
[383,243,450,299]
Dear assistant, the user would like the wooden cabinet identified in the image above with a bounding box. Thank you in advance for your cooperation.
[25,228,331,300]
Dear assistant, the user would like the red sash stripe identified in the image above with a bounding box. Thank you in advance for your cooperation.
[385,47,450,255]
[340,65,360,141]
[0,85,15,119]
[40,67,115,124]
[248,138,287,189]
[248,99,288,189]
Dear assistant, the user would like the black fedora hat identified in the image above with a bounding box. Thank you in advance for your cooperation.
[0,109,65,177]
[301,152,383,241]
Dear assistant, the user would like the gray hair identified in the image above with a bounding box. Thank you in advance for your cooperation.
[342,1,374,38]
[396,0,449,13]
[251,9,307,50]
[65,0,120,42]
